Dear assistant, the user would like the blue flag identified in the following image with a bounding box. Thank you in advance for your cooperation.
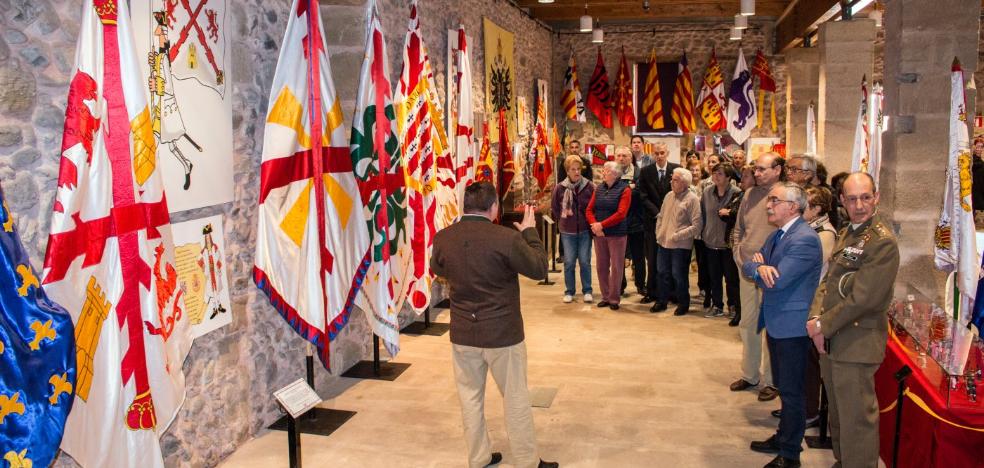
[973,253,984,334]
[0,183,76,468]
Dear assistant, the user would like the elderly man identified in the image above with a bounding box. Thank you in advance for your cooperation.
[431,182,558,468]
[786,155,818,187]
[615,146,647,296]
[806,173,899,468]
[638,142,680,304]
[731,152,785,401]
[743,182,823,468]
[652,167,702,316]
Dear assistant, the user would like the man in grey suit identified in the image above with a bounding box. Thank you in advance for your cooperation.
[431,182,558,468]
[742,182,823,468]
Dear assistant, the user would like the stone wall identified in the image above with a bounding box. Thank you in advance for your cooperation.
[551,20,787,154]
[0,0,551,467]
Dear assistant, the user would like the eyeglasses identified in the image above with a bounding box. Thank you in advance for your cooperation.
[753,165,777,173]
[653,151,668,155]
[766,196,795,206]
[787,167,813,174]
[843,194,876,205]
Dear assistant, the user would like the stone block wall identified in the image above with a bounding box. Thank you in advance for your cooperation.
[0,0,551,467]
[551,20,787,154]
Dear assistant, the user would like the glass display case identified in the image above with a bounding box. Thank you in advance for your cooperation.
[889,288,983,410]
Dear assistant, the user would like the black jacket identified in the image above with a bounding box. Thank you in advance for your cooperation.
[637,162,681,227]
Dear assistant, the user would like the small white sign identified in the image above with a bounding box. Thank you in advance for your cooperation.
[273,379,322,419]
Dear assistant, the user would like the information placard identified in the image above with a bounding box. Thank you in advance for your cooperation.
[273,379,322,419]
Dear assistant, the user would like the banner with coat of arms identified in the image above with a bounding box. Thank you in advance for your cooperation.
[484,18,515,143]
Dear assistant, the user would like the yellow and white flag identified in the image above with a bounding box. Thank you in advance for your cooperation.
[253,0,369,370]
[934,58,979,374]
[395,0,453,315]
[43,2,193,466]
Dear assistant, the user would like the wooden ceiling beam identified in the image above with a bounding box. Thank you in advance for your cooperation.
[775,0,839,52]
[517,0,788,22]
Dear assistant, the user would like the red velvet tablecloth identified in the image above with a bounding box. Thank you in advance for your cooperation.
[874,336,984,467]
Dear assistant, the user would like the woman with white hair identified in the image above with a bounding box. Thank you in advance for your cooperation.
[586,160,633,310]
[652,167,703,316]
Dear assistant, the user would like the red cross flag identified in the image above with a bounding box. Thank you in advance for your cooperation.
[163,0,226,93]
[254,0,370,369]
[43,1,193,466]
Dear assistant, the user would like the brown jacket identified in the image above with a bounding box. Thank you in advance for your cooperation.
[431,215,548,348]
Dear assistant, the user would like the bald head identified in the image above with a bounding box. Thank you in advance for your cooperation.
[840,172,879,224]
[753,152,783,186]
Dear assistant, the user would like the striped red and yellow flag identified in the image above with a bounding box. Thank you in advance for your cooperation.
[641,49,664,129]
[671,52,696,133]
[560,51,586,122]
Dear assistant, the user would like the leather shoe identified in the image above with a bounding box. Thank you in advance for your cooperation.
[649,302,668,313]
[749,435,780,454]
[640,295,655,304]
[596,301,610,308]
[763,455,800,468]
[805,415,820,428]
[484,452,503,467]
[730,379,757,391]
[538,460,559,468]
[609,304,620,310]
[771,409,781,418]
[673,308,687,316]
[728,315,741,327]
[758,386,779,401]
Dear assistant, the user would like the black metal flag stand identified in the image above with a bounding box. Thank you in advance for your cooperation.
[401,301,450,336]
[538,216,556,286]
[340,333,410,381]
[270,346,357,441]
[892,365,912,468]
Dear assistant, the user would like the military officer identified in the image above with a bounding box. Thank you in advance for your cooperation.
[806,172,900,468]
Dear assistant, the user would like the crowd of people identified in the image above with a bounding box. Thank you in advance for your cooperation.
[549,137,900,468]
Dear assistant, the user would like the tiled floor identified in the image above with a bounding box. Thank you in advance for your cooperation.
[220,264,840,468]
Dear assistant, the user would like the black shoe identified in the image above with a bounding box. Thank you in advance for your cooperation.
[673,307,688,316]
[750,435,780,454]
[485,452,503,467]
[640,295,656,304]
[771,409,781,418]
[609,304,620,310]
[805,415,820,428]
[596,301,610,308]
[538,461,559,468]
[763,455,800,468]
[728,315,741,327]
[649,302,668,313]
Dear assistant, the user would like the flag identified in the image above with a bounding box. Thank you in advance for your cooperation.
[496,109,516,202]
[350,0,407,356]
[42,2,194,466]
[641,49,665,129]
[560,51,586,122]
[697,49,726,132]
[726,48,756,145]
[806,101,817,155]
[587,49,612,129]
[531,124,551,190]
[671,52,696,133]
[934,58,979,374]
[613,47,636,127]
[254,0,369,369]
[453,25,475,207]
[475,121,495,183]
[751,49,778,132]
[396,0,454,314]
[551,123,562,157]
[850,76,870,174]
[868,82,885,187]
[0,184,76,468]
[589,144,613,166]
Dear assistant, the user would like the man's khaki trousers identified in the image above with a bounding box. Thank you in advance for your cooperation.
[739,277,773,387]
[820,354,880,468]
[452,341,539,468]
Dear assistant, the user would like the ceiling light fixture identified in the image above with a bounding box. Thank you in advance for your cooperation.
[642,0,650,11]
[580,3,592,33]
[730,27,742,41]
[740,0,755,16]
[538,0,554,3]
[592,21,604,43]
[734,14,748,30]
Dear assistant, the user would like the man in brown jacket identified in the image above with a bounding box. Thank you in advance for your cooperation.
[431,182,558,468]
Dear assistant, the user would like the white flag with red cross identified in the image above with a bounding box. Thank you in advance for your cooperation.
[43,1,194,466]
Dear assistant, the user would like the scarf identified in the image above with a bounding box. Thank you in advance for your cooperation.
[559,177,587,218]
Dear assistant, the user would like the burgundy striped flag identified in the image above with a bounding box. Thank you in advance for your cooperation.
[671,52,696,133]
[587,49,613,129]
[641,49,664,129]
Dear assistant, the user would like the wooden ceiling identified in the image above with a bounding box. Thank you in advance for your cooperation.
[516,0,791,25]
